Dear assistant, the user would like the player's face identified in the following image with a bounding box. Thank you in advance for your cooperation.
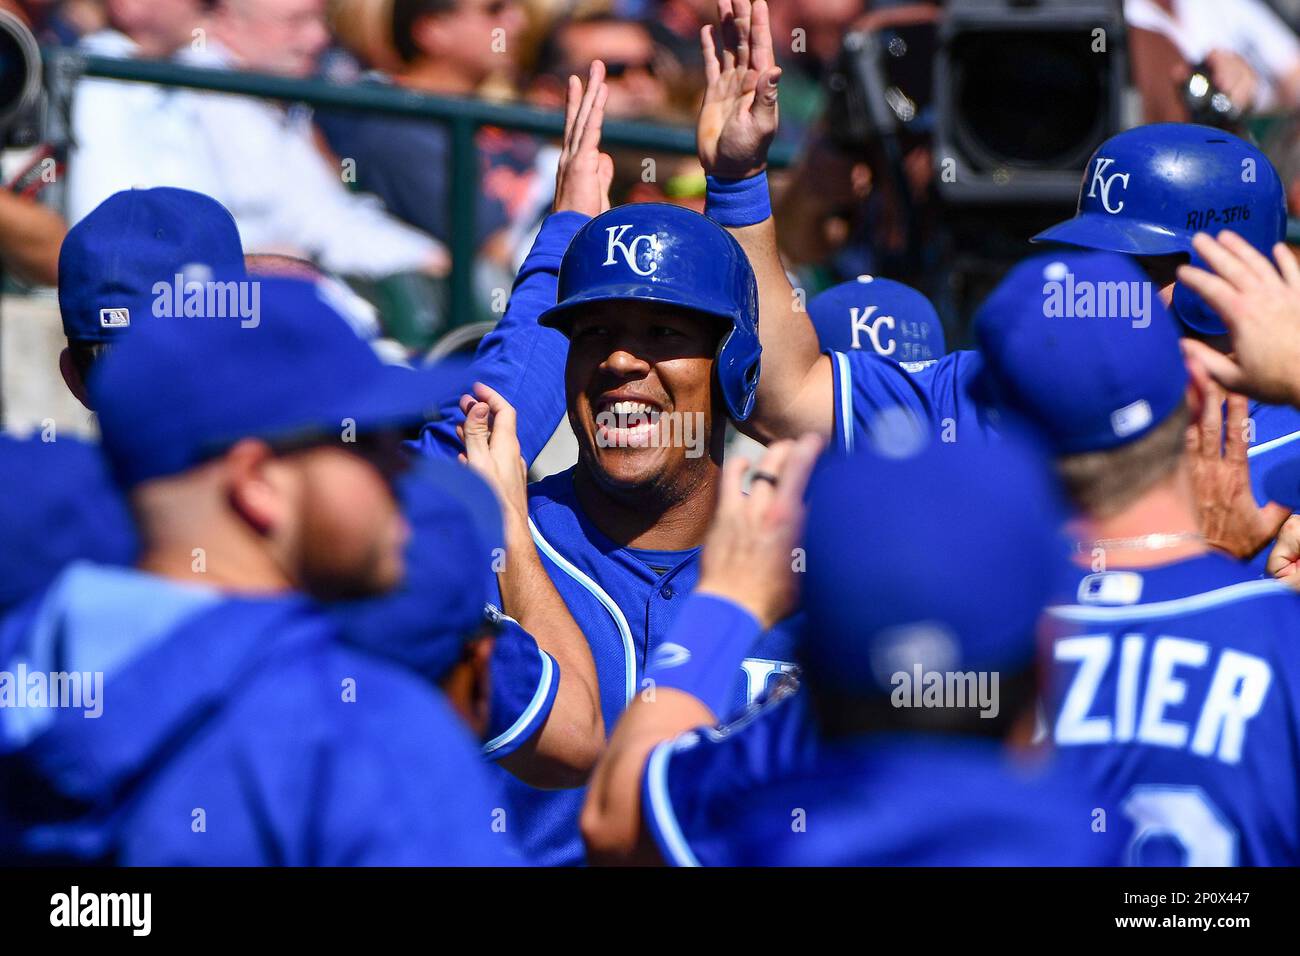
[288,439,411,599]
[565,301,720,493]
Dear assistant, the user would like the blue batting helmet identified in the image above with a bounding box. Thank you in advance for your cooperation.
[1032,123,1287,336]
[538,203,762,421]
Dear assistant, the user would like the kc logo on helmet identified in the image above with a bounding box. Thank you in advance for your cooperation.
[850,305,896,355]
[604,224,661,276]
[1087,157,1130,215]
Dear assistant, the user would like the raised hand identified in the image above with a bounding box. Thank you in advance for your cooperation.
[696,432,824,629]
[697,0,782,179]
[553,60,615,217]
[1185,358,1291,560]
[458,382,529,531]
[1178,231,1300,407]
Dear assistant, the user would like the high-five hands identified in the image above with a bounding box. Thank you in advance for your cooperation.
[1178,231,1300,408]
[553,61,615,217]
[697,0,782,179]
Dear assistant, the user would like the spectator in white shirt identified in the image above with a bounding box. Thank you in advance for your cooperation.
[67,0,449,281]
[1127,0,1300,119]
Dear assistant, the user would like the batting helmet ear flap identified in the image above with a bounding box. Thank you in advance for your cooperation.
[715,318,762,422]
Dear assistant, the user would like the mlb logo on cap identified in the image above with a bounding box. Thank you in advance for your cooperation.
[1110,399,1152,439]
[99,307,130,329]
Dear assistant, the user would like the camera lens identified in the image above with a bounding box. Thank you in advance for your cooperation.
[0,11,40,130]
[952,30,1106,170]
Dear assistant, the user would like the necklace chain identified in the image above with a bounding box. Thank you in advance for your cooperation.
[1075,531,1205,554]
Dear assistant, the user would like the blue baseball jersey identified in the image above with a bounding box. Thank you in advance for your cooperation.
[657,727,1108,866]
[828,348,994,455]
[1245,400,1300,574]
[642,679,816,866]
[1045,553,1300,865]
[0,563,521,865]
[497,467,801,866]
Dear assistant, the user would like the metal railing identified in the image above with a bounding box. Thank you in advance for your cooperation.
[43,49,796,326]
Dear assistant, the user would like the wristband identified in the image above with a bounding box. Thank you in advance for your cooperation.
[705,172,772,228]
[645,592,762,718]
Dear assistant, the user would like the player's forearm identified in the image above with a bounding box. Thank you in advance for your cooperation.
[496,519,605,786]
[707,182,829,443]
[409,212,585,464]
[581,690,711,865]
[582,593,764,863]
[0,191,64,287]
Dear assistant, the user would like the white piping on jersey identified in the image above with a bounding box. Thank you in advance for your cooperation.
[834,351,854,454]
[482,646,555,756]
[1247,428,1300,458]
[645,739,703,867]
[528,516,637,706]
[1047,578,1293,623]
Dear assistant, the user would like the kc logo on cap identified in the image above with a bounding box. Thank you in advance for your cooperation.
[99,307,130,329]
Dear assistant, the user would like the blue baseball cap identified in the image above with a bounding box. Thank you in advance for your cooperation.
[801,435,1068,698]
[91,276,469,487]
[808,275,945,364]
[975,251,1188,455]
[59,187,247,344]
[0,435,138,611]
[330,457,503,684]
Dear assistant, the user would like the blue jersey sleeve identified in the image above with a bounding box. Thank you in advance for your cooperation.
[641,682,813,866]
[410,211,588,464]
[481,610,560,762]
[829,348,989,454]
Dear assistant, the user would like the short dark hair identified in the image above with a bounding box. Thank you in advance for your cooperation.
[391,0,459,64]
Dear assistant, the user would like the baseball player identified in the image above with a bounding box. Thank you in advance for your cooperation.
[0,278,522,865]
[586,429,1110,866]
[1033,123,1298,570]
[55,186,248,409]
[409,66,802,866]
[696,2,1298,549]
[979,250,1300,866]
[41,185,587,789]
[807,275,946,369]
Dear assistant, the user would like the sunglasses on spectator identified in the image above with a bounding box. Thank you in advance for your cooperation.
[603,59,657,79]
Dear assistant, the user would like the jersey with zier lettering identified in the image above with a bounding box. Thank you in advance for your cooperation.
[1045,553,1300,866]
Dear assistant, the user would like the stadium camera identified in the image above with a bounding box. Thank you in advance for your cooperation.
[1183,61,1243,130]
[0,9,44,148]
[934,0,1127,204]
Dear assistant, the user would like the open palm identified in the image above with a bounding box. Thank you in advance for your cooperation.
[697,0,782,180]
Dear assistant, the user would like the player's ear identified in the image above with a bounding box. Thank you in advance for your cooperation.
[58,348,92,410]
[225,439,291,536]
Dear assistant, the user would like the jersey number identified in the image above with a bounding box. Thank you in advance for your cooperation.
[1121,785,1238,866]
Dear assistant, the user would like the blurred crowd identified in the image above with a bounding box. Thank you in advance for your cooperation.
[1,0,1300,348]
